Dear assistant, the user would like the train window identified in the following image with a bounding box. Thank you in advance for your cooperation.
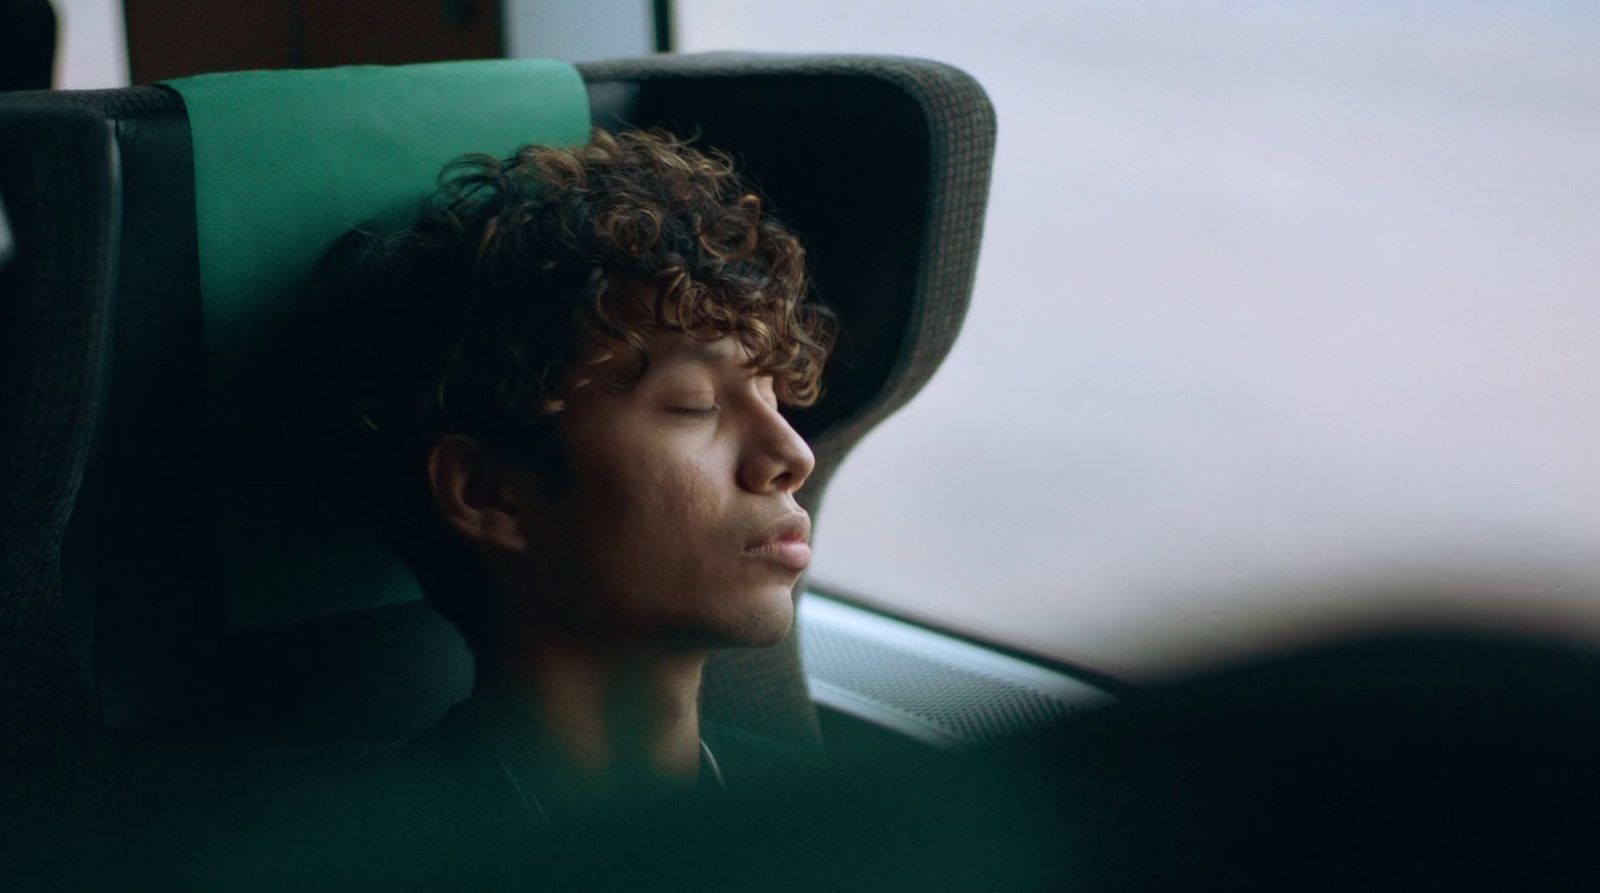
[680,1,1600,675]
[52,0,130,88]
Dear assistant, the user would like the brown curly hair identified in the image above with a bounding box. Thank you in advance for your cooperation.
[301,128,835,648]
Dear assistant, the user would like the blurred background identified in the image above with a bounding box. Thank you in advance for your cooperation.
[34,0,1600,678]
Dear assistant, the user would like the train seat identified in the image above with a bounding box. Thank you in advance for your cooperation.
[0,54,995,843]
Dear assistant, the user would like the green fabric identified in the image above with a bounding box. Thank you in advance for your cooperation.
[163,60,592,629]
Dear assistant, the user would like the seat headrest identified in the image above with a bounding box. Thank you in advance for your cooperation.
[162,60,591,629]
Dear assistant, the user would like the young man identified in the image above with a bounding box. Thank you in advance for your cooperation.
[303,128,834,828]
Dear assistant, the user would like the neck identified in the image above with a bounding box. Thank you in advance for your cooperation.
[473,626,709,796]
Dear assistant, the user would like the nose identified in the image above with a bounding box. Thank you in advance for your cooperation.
[738,403,816,495]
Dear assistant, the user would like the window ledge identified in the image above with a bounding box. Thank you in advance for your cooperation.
[798,592,1115,750]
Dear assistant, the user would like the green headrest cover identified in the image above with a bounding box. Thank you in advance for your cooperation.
[163,60,592,629]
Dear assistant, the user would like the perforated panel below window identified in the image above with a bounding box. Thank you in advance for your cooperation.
[798,594,1114,748]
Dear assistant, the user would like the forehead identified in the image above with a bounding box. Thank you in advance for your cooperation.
[647,330,753,372]
[569,328,759,405]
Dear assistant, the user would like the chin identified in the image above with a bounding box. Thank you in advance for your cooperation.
[707,583,796,648]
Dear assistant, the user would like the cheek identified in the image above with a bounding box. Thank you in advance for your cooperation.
[579,436,731,562]
[629,459,714,538]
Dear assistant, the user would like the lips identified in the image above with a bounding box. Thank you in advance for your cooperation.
[744,512,812,572]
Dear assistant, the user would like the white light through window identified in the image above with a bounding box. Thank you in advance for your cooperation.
[679,1,1600,676]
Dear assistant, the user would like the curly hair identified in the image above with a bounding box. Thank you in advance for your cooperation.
[301,128,835,649]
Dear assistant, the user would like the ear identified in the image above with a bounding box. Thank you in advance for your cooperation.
[426,435,532,554]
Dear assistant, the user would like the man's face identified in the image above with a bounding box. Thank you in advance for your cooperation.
[519,328,815,650]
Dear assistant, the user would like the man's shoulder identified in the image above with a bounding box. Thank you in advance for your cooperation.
[392,700,551,831]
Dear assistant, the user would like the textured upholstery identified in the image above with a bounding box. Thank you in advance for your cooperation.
[0,54,995,837]
[579,55,996,747]
[0,100,122,835]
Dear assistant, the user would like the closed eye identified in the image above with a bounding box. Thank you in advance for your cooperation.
[669,406,719,418]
